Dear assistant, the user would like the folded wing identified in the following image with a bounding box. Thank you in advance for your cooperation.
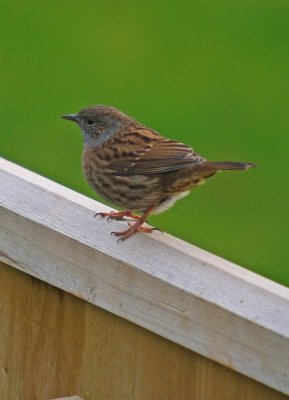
[109,129,205,175]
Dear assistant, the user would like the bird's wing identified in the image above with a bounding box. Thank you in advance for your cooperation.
[108,129,205,175]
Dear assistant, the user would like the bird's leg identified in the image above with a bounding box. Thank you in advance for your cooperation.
[95,210,141,221]
[111,207,155,241]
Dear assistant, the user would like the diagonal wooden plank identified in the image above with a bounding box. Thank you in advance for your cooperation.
[1,157,289,395]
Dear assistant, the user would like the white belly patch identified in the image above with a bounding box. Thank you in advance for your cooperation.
[153,191,190,214]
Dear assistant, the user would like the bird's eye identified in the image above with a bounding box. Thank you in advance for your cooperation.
[86,119,95,125]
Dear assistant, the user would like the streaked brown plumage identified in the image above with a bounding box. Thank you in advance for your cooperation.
[62,105,256,241]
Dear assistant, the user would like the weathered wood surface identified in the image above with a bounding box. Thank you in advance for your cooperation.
[1,157,289,396]
[0,261,288,400]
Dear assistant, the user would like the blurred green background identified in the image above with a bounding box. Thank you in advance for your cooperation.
[1,0,288,285]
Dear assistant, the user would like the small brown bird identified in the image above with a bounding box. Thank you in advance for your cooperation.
[62,106,256,241]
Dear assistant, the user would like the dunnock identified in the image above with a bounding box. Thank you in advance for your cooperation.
[62,106,256,241]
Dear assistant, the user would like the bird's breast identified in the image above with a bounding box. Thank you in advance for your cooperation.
[81,147,162,211]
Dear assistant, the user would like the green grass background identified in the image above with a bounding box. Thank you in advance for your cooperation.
[1,0,288,285]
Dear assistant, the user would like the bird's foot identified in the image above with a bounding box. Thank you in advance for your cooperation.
[111,222,160,242]
[94,210,141,222]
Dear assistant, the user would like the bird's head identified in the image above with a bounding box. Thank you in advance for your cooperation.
[62,105,141,146]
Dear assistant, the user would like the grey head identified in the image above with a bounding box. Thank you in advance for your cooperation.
[62,105,142,146]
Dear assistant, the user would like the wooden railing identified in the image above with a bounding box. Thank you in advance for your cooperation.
[1,157,289,400]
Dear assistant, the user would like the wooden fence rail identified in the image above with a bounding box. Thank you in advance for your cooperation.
[1,157,289,400]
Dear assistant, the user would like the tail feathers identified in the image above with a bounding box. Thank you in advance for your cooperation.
[199,161,257,171]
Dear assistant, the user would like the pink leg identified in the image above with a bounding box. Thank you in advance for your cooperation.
[95,210,141,221]
[111,207,157,242]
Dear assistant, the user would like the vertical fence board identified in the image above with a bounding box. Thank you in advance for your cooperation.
[0,261,287,400]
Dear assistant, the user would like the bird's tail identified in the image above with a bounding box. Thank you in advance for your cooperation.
[199,161,257,171]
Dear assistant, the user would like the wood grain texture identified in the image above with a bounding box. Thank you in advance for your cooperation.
[1,157,289,396]
[0,261,287,400]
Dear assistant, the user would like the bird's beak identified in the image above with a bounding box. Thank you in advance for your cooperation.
[62,114,78,122]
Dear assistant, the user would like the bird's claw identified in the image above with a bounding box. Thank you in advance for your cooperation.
[151,227,163,233]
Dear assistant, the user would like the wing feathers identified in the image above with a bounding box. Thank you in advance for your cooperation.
[109,129,204,175]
